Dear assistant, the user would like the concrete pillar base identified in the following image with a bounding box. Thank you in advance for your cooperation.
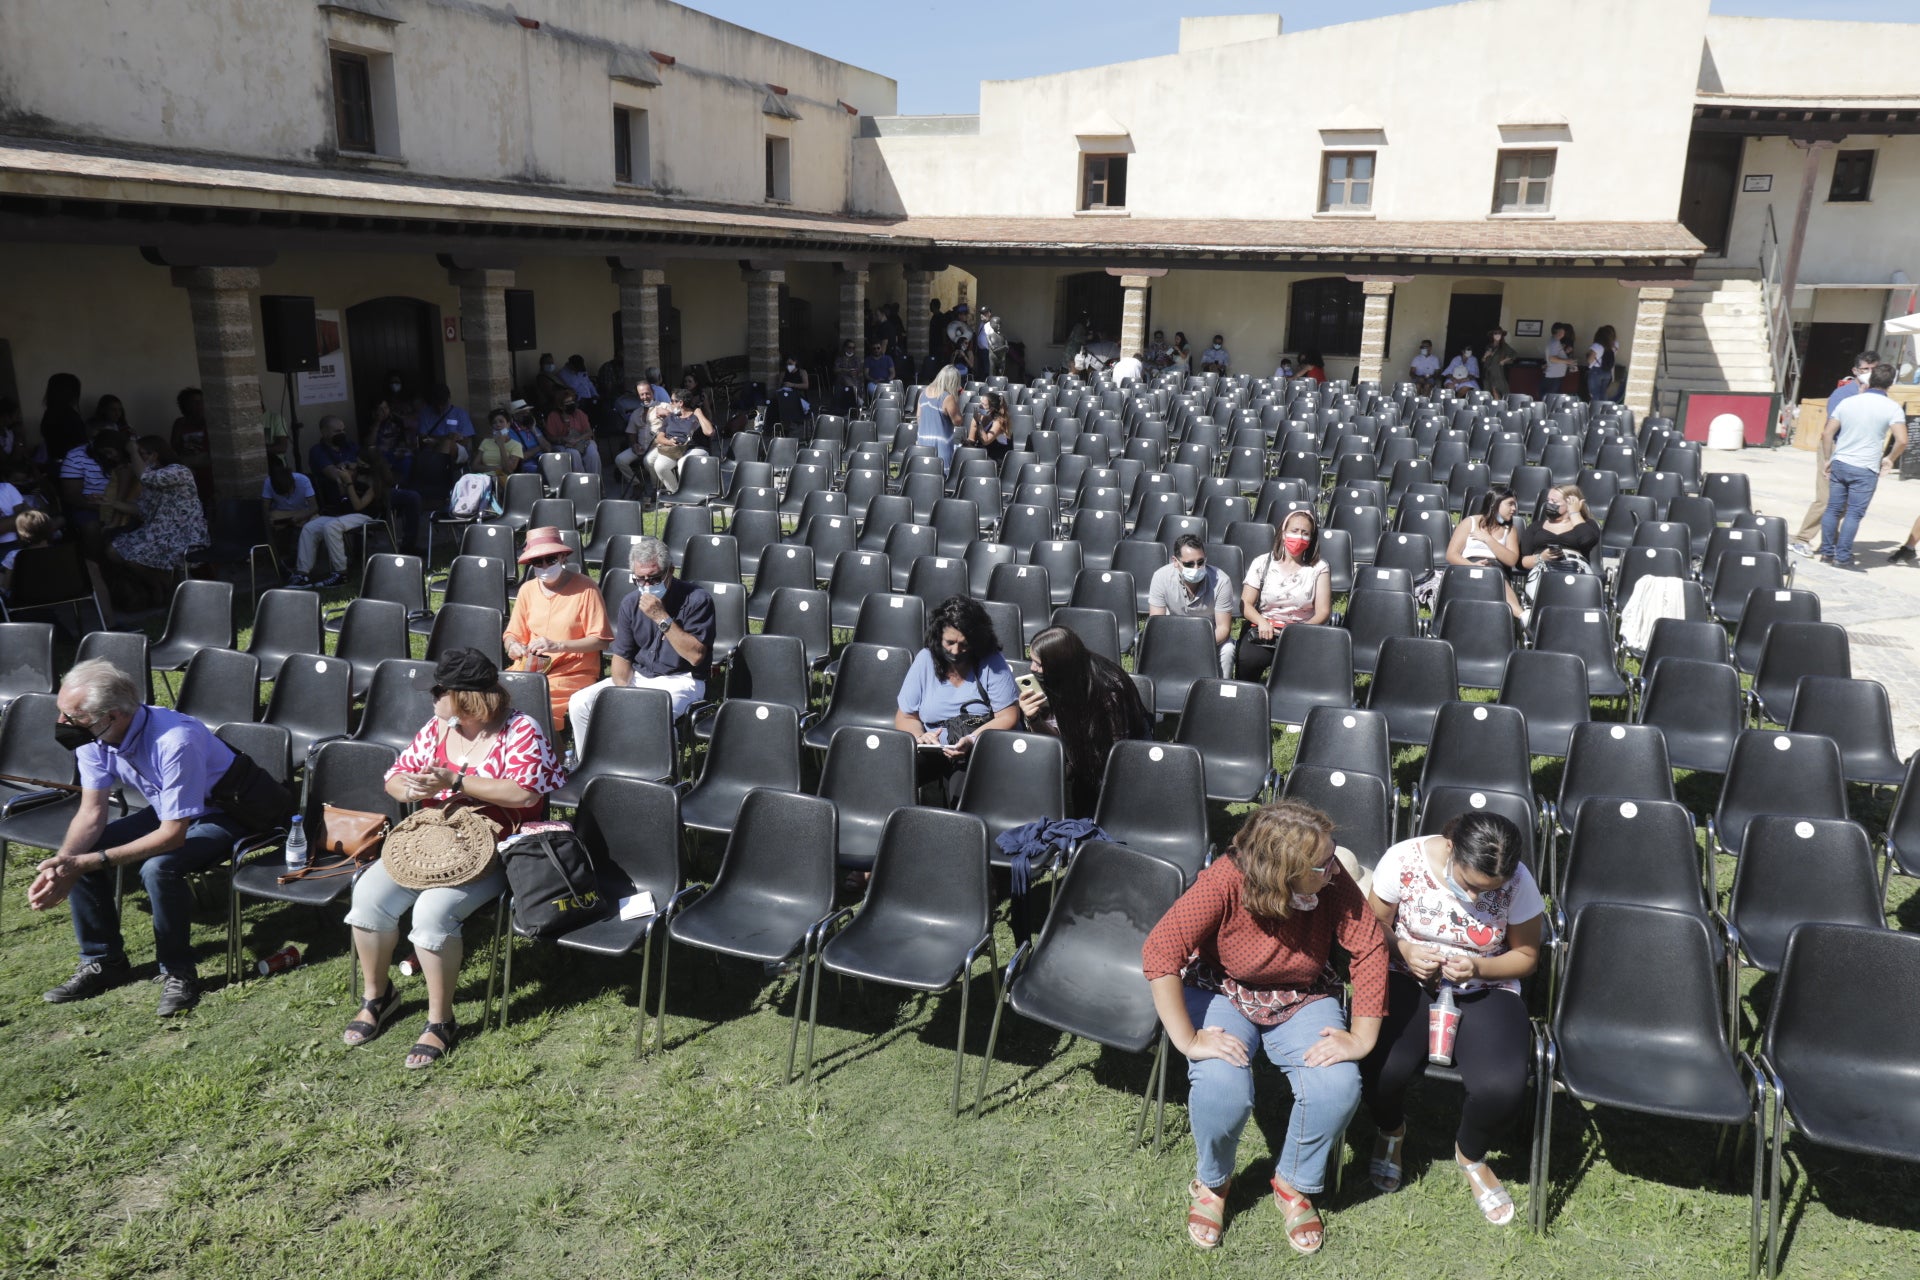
[1118,274,1153,364]
[1356,279,1397,386]
[614,266,666,390]
[1623,285,1675,418]
[838,267,869,358]
[449,267,515,418]
[170,266,265,503]
[743,268,785,394]
[904,269,932,372]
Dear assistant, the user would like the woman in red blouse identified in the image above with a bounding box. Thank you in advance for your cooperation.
[1142,801,1388,1252]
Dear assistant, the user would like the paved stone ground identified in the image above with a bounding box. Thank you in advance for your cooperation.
[1696,442,1920,756]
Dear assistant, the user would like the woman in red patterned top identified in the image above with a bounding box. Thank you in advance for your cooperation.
[343,649,565,1068]
[1142,801,1388,1252]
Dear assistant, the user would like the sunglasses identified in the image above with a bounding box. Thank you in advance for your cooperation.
[528,553,568,568]
[1179,558,1206,569]
[635,570,669,586]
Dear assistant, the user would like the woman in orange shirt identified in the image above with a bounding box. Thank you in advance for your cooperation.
[503,526,611,731]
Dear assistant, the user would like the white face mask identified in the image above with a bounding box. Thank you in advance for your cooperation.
[1290,892,1320,912]
[786,363,796,372]
[541,362,555,373]
[533,562,566,584]
[640,581,668,598]
[1179,564,1207,584]
[389,381,402,393]
[1858,371,1873,386]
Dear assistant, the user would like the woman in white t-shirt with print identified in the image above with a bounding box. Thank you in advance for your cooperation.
[1358,810,1543,1228]
[1234,508,1331,683]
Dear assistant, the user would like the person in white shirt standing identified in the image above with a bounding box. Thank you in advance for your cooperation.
[1819,362,1907,569]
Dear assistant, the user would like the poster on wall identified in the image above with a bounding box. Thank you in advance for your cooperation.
[296,310,347,405]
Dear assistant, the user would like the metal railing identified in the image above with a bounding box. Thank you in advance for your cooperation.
[1758,205,1803,429]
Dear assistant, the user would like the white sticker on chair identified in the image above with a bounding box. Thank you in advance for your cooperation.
[1013,739,1028,754]
[1469,569,1483,578]
[1775,591,1792,601]
[393,557,406,567]
[1585,610,1603,623]
[1148,746,1165,762]
[755,706,770,720]
[1742,556,1756,566]
[797,600,809,611]
[1470,792,1488,808]
[1774,736,1791,750]
[1644,549,1656,558]
[1286,724,1301,735]
[1330,771,1348,786]
[1219,684,1237,698]
[1610,725,1627,739]
[314,660,327,672]
[1398,536,1409,544]
[1796,821,1815,839]
[865,734,880,749]
[1619,801,1639,819]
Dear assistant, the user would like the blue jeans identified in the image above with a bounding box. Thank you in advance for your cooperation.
[1183,986,1362,1193]
[68,808,250,975]
[1820,459,1880,564]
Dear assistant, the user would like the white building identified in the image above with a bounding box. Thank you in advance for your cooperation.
[0,0,1914,497]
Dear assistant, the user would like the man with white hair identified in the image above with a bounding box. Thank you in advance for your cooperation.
[27,660,254,1015]
[565,536,715,745]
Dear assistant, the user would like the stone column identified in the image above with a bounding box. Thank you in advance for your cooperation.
[837,266,868,354]
[742,267,785,392]
[1117,275,1153,360]
[448,267,515,416]
[1357,279,1396,385]
[1622,284,1675,418]
[904,268,932,370]
[613,265,665,388]
[170,266,265,503]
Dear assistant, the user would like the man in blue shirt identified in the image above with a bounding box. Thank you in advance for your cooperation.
[27,660,254,1015]
[1819,362,1906,568]
[1794,350,1879,553]
[419,382,476,465]
[565,535,716,745]
[307,413,361,509]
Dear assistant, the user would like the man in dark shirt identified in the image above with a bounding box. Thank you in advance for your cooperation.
[564,535,714,745]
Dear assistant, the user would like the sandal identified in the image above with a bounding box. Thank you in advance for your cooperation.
[404,1017,458,1070]
[1370,1127,1406,1193]
[342,984,399,1047]
[1459,1157,1516,1227]
[1270,1177,1324,1255]
[1186,1178,1228,1250]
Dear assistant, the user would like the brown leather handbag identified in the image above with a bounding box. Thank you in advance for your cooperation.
[276,805,391,884]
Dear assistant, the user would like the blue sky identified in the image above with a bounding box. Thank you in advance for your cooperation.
[696,1,1915,114]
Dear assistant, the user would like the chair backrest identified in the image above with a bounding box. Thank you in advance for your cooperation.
[1559,798,1710,927]
[1367,636,1457,746]
[1135,614,1219,715]
[1418,700,1531,800]
[262,653,352,741]
[699,699,803,792]
[815,726,919,867]
[1765,924,1920,1112]
[496,669,553,742]
[351,659,439,752]
[1433,598,1515,689]
[864,806,993,938]
[1730,587,1820,673]
[154,578,236,657]
[0,621,56,703]
[244,588,324,677]
[1556,903,1735,1080]
[705,788,837,923]
[1728,816,1884,973]
[357,554,428,617]
[1292,705,1391,783]
[1265,623,1354,726]
[1751,621,1850,725]
[425,601,505,669]
[1713,730,1848,858]
[1282,762,1395,873]
[444,554,509,615]
[1092,739,1210,880]
[334,597,410,683]
[1787,676,1901,783]
[578,776,683,902]
[305,739,405,830]
[1013,839,1186,1052]
[573,684,676,784]
[1495,648,1590,757]
[74,630,152,703]
[957,730,1066,843]
[1642,617,1731,675]
[215,720,293,786]
[174,647,261,729]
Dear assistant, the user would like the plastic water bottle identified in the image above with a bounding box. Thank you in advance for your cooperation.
[284,815,309,872]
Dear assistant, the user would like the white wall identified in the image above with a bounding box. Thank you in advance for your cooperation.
[1723,136,1920,294]
[855,0,1707,224]
[1701,16,1920,98]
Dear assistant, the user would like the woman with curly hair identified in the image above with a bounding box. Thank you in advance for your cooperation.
[894,594,1020,802]
[1018,625,1149,816]
[1142,801,1388,1253]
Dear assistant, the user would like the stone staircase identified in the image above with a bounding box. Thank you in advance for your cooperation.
[1654,261,1777,417]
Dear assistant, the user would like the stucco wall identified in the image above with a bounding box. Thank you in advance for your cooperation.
[1723,135,1920,295]
[855,0,1707,223]
[0,0,895,214]
[1701,16,1920,98]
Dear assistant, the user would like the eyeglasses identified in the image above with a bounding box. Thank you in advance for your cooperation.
[58,710,100,728]
[635,570,669,586]
[528,553,568,568]
[1179,558,1206,569]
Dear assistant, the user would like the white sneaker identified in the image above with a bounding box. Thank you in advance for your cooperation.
[1789,541,1814,557]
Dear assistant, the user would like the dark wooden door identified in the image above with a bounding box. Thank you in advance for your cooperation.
[1678,134,1743,258]
[1443,293,1505,366]
[1801,322,1872,403]
[346,296,443,418]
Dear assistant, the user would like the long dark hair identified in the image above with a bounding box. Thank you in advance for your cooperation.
[1474,483,1516,525]
[1444,810,1524,881]
[1029,626,1147,796]
[924,595,1001,682]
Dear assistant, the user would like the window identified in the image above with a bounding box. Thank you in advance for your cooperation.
[1829,149,1875,203]
[1320,151,1374,212]
[1052,271,1122,344]
[765,135,791,202]
[1080,154,1128,211]
[1285,277,1368,357]
[1492,149,1555,213]
[614,106,649,186]
[332,50,375,153]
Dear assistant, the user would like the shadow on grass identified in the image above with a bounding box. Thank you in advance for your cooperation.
[1773,1144,1920,1273]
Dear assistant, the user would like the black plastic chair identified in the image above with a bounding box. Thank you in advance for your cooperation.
[1430,564,1509,620]
[826,551,892,631]
[1497,649,1588,759]
[1290,704,1393,786]
[424,601,505,670]
[803,807,998,1111]
[4,543,108,631]
[1708,731,1849,861]
[261,653,353,764]
[1265,623,1354,727]
[1747,622,1849,727]
[973,839,1186,1147]
[691,633,811,743]
[171,646,260,730]
[680,534,742,588]
[1282,763,1394,880]
[1536,902,1763,1256]
[443,553,510,617]
[1029,541,1084,607]
[1758,924,1920,1279]
[1610,545,1689,609]
[1136,614,1220,718]
[1544,722,1677,893]
[550,685,675,807]
[339,553,428,638]
[679,700,802,840]
[149,579,235,681]
[581,499,648,566]
[652,788,837,1077]
[1091,739,1210,883]
[702,580,748,669]
[1416,785,1538,879]
[1433,599,1515,691]
[804,642,911,753]
[244,588,324,682]
[1413,700,1532,819]
[1530,606,1629,704]
[499,776,684,1046]
[1048,605,1122,665]
[1785,676,1904,787]
[1068,569,1138,655]
[815,726,918,870]
[959,730,1067,861]
[333,597,409,699]
[0,692,85,928]
[659,453,722,508]
[1633,618,1732,714]
[0,621,55,714]
[1637,656,1745,775]
[1709,551,1785,627]
[1730,587,1820,675]
[227,741,406,994]
[215,720,293,789]
[74,630,152,703]
[1173,680,1277,807]
[350,659,438,753]
[497,669,553,744]
[762,587,833,670]
[1882,754,1920,892]
[1342,588,1420,679]
[745,543,817,624]
[1367,636,1457,747]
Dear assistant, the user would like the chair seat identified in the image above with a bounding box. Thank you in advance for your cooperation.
[1557,1037,1751,1126]
[1778,1071,1920,1162]
[552,912,654,956]
[679,782,760,834]
[148,639,200,671]
[1006,957,1160,1054]
[0,799,88,851]
[667,894,818,963]
[835,812,886,871]
[551,759,672,808]
[232,857,359,906]
[820,916,980,991]
[1201,758,1270,805]
[1839,749,1907,788]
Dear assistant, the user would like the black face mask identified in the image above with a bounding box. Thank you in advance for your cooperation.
[331,435,348,449]
[54,720,100,752]
[1544,503,1564,519]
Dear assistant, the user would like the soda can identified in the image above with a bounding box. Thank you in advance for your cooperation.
[257,945,302,976]
[398,951,422,977]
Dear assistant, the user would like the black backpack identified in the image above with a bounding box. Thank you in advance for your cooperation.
[501,821,609,938]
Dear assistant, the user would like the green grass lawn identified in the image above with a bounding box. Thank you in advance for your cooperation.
[4,535,1918,1278]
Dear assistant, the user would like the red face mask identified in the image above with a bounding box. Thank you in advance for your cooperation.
[1283,534,1312,558]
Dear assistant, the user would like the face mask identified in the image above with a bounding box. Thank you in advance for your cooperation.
[1290,892,1320,912]
[533,562,566,584]
[1543,502,1564,519]
[1283,534,1312,558]
[54,719,100,752]
[1858,372,1872,386]
[495,427,510,438]
[1445,866,1497,912]
[640,581,668,598]
[786,363,796,372]
[1494,512,1513,527]
[330,435,347,449]
[1420,347,1431,356]
[1179,564,1207,584]
[542,362,555,373]
[389,381,402,393]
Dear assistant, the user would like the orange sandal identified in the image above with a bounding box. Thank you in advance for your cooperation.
[1186,1178,1228,1249]
[1270,1177,1324,1255]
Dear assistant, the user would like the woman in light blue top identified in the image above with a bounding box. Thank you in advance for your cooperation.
[916,364,965,470]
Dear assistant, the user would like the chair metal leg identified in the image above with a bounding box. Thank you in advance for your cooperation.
[482,897,506,1032]
[783,939,812,1086]
[1748,1075,1770,1280]
[950,960,975,1117]
[634,920,657,1059]
[0,842,8,933]
[972,982,1012,1117]
[802,946,826,1085]
[499,921,515,1031]
[650,931,674,1054]
[1767,1087,1786,1278]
